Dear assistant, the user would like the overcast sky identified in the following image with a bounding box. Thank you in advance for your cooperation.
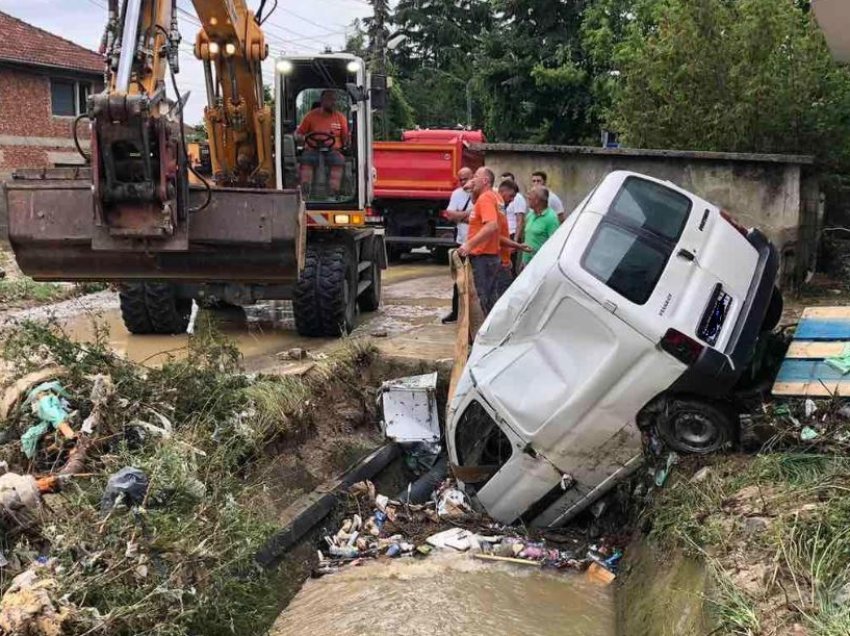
[1,0,374,124]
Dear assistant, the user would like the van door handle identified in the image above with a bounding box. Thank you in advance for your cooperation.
[677,248,696,262]
[603,300,617,313]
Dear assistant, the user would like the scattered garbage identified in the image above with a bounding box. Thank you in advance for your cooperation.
[0,560,72,636]
[20,381,73,459]
[654,452,678,487]
[0,472,43,532]
[379,373,440,443]
[435,482,473,519]
[804,399,817,418]
[825,344,850,375]
[800,426,819,441]
[100,467,149,514]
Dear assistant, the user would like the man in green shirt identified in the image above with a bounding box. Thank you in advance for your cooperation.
[521,186,560,266]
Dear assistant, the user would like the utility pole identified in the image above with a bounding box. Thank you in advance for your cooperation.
[368,0,390,139]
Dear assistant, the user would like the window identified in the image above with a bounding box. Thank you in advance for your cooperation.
[583,224,668,305]
[581,177,693,305]
[609,176,691,242]
[51,79,92,117]
[454,401,512,490]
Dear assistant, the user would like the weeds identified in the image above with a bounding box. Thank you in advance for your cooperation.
[0,319,382,635]
[0,278,107,308]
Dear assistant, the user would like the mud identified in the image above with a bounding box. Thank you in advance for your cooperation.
[271,553,615,636]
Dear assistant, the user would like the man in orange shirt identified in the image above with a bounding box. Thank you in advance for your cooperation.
[458,167,502,315]
[296,89,350,196]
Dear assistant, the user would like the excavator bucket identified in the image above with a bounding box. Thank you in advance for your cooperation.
[4,168,305,284]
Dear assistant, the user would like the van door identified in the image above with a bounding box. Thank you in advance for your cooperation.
[562,173,750,354]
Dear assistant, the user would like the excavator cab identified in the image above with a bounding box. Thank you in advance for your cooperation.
[276,55,374,212]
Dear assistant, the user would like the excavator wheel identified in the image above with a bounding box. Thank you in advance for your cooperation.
[119,282,191,335]
[294,242,356,337]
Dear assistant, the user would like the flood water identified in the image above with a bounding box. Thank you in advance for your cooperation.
[271,554,615,636]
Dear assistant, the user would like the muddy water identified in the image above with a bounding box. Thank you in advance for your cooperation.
[271,554,614,636]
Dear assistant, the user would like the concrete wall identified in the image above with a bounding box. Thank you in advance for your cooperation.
[474,144,819,289]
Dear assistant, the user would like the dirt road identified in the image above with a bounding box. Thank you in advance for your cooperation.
[0,257,456,370]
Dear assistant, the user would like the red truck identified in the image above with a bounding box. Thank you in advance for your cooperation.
[370,129,486,260]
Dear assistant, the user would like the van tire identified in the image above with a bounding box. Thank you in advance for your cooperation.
[761,286,783,332]
[655,398,736,455]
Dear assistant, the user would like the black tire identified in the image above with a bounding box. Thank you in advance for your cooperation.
[119,283,154,334]
[387,245,407,263]
[761,286,783,333]
[655,398,737,455]
[145,282,192,334]
[293,242,356,337]
[358,237,382,313]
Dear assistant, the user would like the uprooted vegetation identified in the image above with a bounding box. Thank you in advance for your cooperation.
[640,398,850,636]
[0,318,404,635]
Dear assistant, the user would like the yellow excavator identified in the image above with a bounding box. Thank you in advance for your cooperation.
[3,0,387,337]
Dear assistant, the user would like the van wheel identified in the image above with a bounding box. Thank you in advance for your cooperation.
[656,398,736,455]
[761,286,783,332]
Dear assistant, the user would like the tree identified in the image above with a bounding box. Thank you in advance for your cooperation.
[476,0,597,144]
[389,0,493,129]
[612,0,850,168]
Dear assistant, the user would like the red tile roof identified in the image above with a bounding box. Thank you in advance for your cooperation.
[0,11,103,75]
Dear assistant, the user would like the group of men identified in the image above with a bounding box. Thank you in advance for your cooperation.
[442,166,563,323]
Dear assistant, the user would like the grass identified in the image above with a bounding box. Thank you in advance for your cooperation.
[0,318,380,635]
[644,451,850,635]
[0,277,108,307]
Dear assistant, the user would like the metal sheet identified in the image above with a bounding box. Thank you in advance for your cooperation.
[381,372,440,443]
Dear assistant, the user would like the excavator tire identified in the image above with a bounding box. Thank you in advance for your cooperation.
[294,242,356,337]
[118,282,191,335]
[119,284,154,335]
[145,283,192,334]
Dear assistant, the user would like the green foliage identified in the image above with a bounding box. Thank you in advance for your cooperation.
[612,0,850,167]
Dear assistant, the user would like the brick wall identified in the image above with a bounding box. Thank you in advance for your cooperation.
[0,65,99,172]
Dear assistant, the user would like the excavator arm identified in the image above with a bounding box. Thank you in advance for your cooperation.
[92,0,273,248]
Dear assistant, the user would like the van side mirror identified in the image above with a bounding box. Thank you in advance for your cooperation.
[371,74,388,110]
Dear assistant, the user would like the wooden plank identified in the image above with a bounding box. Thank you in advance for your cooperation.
[794,317,850,341]
[786,341,850,359]
[801,306,850,319]
[773,381,850,397]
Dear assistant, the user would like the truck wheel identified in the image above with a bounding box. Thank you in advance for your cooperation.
[358,237,382,313]
[144,283,192,334]
[656,398,737,455]
[294,242,356,337]
[119,283,154,334]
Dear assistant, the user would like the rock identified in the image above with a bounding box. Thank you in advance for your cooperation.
[370,330,388,338]
[743,516,771,533]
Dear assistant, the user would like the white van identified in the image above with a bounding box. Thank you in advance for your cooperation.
[445,171,780,527]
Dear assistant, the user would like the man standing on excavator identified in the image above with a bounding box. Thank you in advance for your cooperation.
[296,89,350,196]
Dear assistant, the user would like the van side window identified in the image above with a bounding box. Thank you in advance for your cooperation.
[582,177,692,305]
[610,176,691,241]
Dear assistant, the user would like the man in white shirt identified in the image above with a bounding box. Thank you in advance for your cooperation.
[530,171,566,223]
[441,167,474,323]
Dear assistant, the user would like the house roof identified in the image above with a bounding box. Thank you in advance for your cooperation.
[0,11,103,75]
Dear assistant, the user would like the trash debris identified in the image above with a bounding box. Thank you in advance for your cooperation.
[825,344,850,375]
[804,399,817,418]
[435,482,473,519]
[80,374,114,435]
[800,426,819,441]
[100,467,149,514]
[0,367,67,421]
[0,561,72,636]
[20,381,73,459]
[586,561,616,585]
[0,472,43,532]
[654,452,678,487]
[379,373,440,443]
